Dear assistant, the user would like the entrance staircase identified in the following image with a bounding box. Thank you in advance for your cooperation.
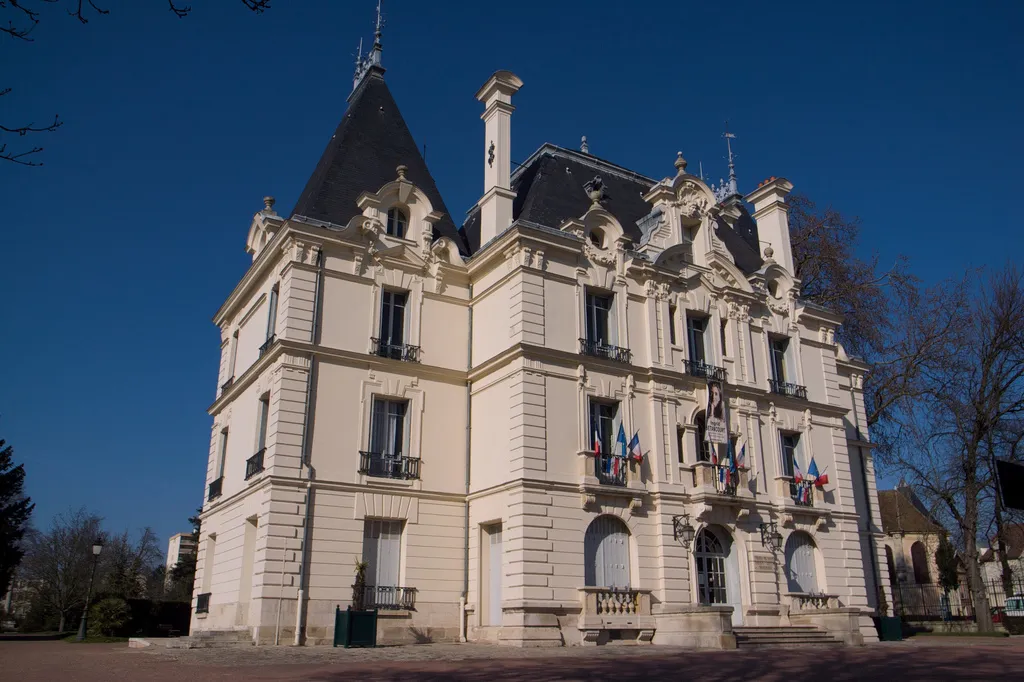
[733,625,844,649]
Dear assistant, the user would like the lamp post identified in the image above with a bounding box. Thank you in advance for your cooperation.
[672,513,696,548]
[759,521,783,555]
[76,538,103,641]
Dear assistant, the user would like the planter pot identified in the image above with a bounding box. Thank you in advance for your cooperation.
[875,616,903,641]
[334,606,378,648]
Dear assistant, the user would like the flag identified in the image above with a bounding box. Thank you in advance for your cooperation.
[807,456,820,481]
[616,423,628,459]
[611,455,621,478]
[736,442,746,469]
[728,440,738,481]
[593,429,601,456]
[815,467,829,488]
[628,431,643,463]
[793,457,804,484]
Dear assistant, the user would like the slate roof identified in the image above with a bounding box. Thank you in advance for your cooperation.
[291,67,467,254]
[460,144,763,272]
[879,488,946,535]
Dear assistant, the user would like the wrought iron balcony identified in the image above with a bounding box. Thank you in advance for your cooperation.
[371,337,420,363]
[595,453,628,487]
[245,449,265,480]
[220,376,234,391]
[207,477,223,501]
[258,334,277,358]
[579,338,632,364]
[770,379,808,400]
[791,482,814,507]
[713,465,738,496]
[359,451,420,480]
[361,585,417,611]
[195,592,211,614]
[684,359,726,382]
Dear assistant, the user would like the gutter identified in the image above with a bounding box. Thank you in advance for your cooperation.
[461,282,473,643]
[293,247,324,646]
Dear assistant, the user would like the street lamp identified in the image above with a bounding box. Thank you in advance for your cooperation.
[672,513,696,547]
[76,538,103,641]
[759,521,784,555]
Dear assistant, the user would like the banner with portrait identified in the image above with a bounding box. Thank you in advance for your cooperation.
[704,379,728,444]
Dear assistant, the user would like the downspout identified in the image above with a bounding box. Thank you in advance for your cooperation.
[461,282,473,643]
[293,248,324,645]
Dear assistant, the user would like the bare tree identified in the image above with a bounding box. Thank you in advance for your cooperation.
[20,508,103,632]
[102,526,161,600]
[883,265,1024,631]
[1,0,270,165]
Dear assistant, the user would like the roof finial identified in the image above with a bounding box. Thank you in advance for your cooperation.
[724,122,738,196]
[674,151,687,175]
[580,136,589,154]
[371,0,384,59]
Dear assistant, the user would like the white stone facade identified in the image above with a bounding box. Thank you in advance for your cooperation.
[190,67,886,648]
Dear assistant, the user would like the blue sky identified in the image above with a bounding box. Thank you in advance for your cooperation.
[1,1,1021,553]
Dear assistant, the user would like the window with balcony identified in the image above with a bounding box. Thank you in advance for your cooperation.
[361,519,415,610]
[246,394,268,479]
[581,290,630,362]
[589,399,626,486]
[685,316,725,381]
[694,411,714,463]
[769,336,807,399]
[223,330,238,390]
[386,207,408,238]
[259,285,279,358]
[362,398,419,479]
[668,304,678,346]
[780,432,799,478]
[720,320,729,357]
[209,428,227,501]
[374,290,419,362]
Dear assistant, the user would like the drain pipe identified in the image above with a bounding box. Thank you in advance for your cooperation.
[293,248,324,645]
[461,284,473,643]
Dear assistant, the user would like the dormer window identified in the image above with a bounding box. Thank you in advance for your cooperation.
[589,228,605,249]
[387,208,408,238]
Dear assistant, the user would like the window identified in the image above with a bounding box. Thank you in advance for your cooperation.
[781,432,799,477]
[386,208,408,238]
[687,316,708,364]
[362,518,403,590]
[770,337,788,384]
[785,532,819,593]
[256,394,270,452]
[589,228,605,249]
[694,411,713,462]
[668,305,678,346]
[379,290,407,347]
[589,400,618,455]
[584,516,631,588]
[720,320,728,357]
[216,428,228,478]
[370,398,409,456]
[694,528,728,605]
[677,427,686,464]
[227,330,239,380]
[585,290,614,345]
[911,542,931,584]
[266,284,279,341]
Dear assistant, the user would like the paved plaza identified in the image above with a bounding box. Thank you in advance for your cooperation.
[1,638,1022,681]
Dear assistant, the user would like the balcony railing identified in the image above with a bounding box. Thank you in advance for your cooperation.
[579,338,632,364]
[595,453,628,487]
[195,592,211,614]
[790,482,814,507]
[362,585,417,611]
[713,465,738,496]
[359,451,421,480]
[684,359,726,382]
[770,379,808,400]
[245,449,266,480]
[207,477,223,501]
[371,337,420,363]
[258,334,277,358]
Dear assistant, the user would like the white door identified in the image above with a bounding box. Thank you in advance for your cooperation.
[585,517,631,588]
[785,532,818,593]
[488,525,503,626]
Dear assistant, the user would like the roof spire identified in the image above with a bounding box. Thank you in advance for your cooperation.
[369,0,384,66]
[724,122,738,196]
[580,136,589,154]
[352,1,385,92]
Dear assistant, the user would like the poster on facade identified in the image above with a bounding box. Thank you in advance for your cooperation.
[705,380,728,444]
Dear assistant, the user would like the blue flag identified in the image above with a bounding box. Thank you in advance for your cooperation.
[616,423,628,459]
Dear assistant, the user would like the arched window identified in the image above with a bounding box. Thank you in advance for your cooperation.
[911,541,931,584]
[386,207,408,238]
[694,527,728,604]
[784,532,819,593]
[584,516,630,588]
[589,228,605,249]
[693,411,713,462]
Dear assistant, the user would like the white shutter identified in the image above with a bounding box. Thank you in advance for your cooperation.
[362,521,380,586]
[377,521,402,588]
[585,517,631,588]
[785,532,818,593]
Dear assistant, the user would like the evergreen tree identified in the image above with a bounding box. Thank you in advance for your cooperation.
[936,534,960,594]
[0,437,34,599]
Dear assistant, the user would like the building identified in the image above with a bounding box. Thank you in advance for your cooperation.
[190,12,886,648]
[980,523,1024,586]
[878,486,946,588]
[166,532,198,586]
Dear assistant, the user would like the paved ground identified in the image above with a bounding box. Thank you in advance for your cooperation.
[2,637,1023,681]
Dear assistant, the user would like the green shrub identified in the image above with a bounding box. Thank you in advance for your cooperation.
[88,598,131,637]
[1004,616,1024,636]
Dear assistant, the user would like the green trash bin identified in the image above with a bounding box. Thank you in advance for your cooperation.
[334,606,378,648]
[876,616,903,641]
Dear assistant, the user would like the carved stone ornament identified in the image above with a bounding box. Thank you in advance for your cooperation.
[581,493,597,510]
[676,183,709,220]
[644,279,670,301]
[360,217,385,240]
[584,240,616,267]
[628,497,643,515]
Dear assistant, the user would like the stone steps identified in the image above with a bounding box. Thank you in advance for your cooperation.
[186,629,255,648]
[734,626,844,649]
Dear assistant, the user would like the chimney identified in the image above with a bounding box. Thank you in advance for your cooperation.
[475,70,523,247]
[744,177,795,272]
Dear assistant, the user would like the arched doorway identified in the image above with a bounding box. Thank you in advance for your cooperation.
[694,526,743,625]
[911,541,931,584]
[784,532,819,593]
[584,516,631,588]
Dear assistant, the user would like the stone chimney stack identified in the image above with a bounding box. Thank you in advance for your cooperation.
[744,177,795,272]
[475,70,523,247]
